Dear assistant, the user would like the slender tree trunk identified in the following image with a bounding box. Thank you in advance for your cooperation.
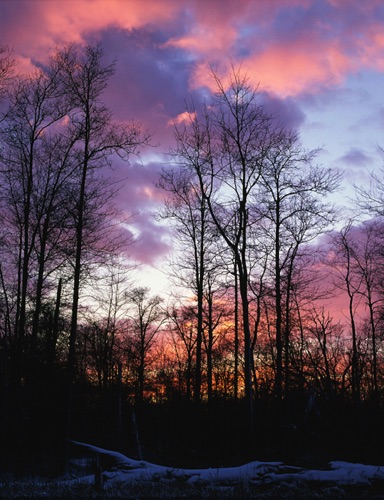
[283,259,295,399]
[116,362,123,450]
[234,261,239,400]
[31,230,47,353]
[237,257,254,441]
[138,346,145,403]
[17,172,33,386]
[206,292,213,402]
[186,354,192,400]
[194,263,204,403]
[349,294,360,405]
[194,199,206,404]
[366,287,378,398]
[67,121,90,438]
[275,222,283,400]
[251,292,262,399]
[47,277,62,367]
[0,264,12,338]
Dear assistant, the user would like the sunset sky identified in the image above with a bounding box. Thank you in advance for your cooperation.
[1,0,384,295]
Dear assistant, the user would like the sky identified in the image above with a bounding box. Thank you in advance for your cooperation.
[1,0,384,296]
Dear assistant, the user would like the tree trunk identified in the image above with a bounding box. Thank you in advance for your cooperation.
[234,261,239,400]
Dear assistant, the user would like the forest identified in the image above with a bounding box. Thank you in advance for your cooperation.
[0,43,384,480]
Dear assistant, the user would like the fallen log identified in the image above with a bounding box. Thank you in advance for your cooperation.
[69,440,384,488]
[69,440,296,485]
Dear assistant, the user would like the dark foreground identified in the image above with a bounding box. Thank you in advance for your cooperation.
[1,477,384,499]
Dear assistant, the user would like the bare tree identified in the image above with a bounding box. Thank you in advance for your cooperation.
[83,256,133,392]
[256,131,340,398]
[328,222,363,404]
[172,67,277,439]
[201,266,230,401]
[158,166,215,402]
[167,304,198,399]
[125,287,164,403]
[355,162,384,218]
[171,65,340,440]
[0,60,71,384]
[303,307,344,397]
[345,220,384,398]
[52,44,149,427]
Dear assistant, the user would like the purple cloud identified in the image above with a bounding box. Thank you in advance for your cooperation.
[339,148,373,167]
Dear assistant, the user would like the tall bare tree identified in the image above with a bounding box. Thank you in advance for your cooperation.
[158,164,226,402]
[329,222,362,404]
[158,167,209,402]
[172,67,280,440]
[53,44,149,425]
[256,131,340,398]
[0,60,70,380]
[343,220,384,398]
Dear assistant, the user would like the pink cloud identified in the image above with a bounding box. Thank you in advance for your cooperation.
[182,2,384,97]
[188,16,380,97]
[168,111,196,126]
[165,0,309,58]
[164,19,236,57]
[247,44,351,96]
[4,0,178,48]
[3,0,384,98]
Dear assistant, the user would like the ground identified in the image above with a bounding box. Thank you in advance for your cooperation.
[2,442,384,498]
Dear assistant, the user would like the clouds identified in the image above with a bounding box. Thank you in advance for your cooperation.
[3,0,384,95]
[110,159,172,265]
[4,0,384,108]
[100,27,198,144]
[230,1,384,96]
[339,148,373,168]
[1,0,178,50]
[1,0,384,275]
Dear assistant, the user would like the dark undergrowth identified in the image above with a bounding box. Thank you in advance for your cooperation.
[1,477,384,499]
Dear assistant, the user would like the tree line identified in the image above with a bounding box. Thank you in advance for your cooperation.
[0,44,384,469]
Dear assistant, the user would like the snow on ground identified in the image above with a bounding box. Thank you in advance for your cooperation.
[67,440,384,488]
